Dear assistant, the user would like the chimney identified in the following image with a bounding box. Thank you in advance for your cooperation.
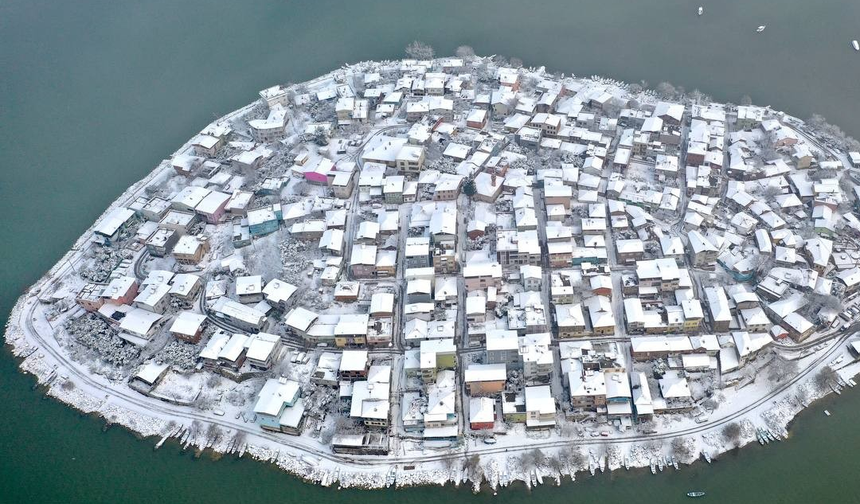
[491,174,497,186]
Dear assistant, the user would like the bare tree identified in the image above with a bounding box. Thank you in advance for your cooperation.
[722,422,742,447]
[229,430,246,449]
[455,45,476,60]
[690,89,708,104]
[531,448,547,468]
[519,450,536,470]
[463,454,482,478]
[740,95,753,106]
[804,292,843,319]
[815,366,839,390]
[509,57,524,68]
[206,423,223,445]
[547,455,564,474]
[671,437,692,460]
[442,456,458,472]
[405,41,435,60]
[655,82,677,100]
[569,448,586,470]
[768,354,799,384]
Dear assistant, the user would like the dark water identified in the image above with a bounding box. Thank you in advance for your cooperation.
[2,0,860,502]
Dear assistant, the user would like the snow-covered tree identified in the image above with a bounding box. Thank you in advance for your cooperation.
[455,45,476,60]
[405,41,435,60]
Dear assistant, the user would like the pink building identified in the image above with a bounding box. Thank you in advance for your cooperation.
[304,158,335,185]
[101,277,139,305]
[195,191,231,224]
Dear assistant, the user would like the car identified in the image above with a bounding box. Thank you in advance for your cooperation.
[483,437,497,445]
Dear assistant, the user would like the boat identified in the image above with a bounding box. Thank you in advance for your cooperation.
[650,461,657,475]
[672,457,680,470]
[757,25,766,32]
[702,451,712,464]
[698,6,703,15]
[687,492,706,498]
[853,40,859,51]
[825,409,831,416]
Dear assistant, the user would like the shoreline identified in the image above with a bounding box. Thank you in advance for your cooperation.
[6,285,856,491]
[5,59,860,492]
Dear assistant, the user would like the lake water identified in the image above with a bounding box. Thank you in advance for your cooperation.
[2,0,860,502]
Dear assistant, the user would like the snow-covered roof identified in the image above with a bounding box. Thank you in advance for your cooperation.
[465,363,507,383]
[119,308,163,338]
[169,311,207,336]
[94,207,135,238]
[262,279,297,305]
[253,378,300,417]
[340,350,369,372]
[246,332,280,362]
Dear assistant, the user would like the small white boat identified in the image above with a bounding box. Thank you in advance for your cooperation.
[757,25,767,32]
[853,40,859,51]
[698,6,703,15]
[825,409,831,416]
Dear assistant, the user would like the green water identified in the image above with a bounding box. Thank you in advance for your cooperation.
[2,0,860,502]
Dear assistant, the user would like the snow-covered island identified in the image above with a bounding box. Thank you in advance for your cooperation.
[8,50,860,491]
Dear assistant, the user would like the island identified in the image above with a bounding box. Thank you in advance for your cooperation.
[7,51,860,491]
